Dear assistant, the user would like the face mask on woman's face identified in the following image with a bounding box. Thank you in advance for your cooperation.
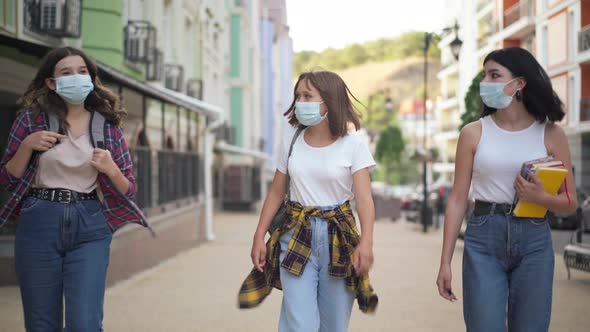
[54,74,94,105]
[295,101,326,126]
[479,77,522,109]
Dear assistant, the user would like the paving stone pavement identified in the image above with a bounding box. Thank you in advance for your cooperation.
[1,212,589,331]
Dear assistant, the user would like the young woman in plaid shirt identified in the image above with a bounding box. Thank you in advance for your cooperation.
[0,47,149,331]
[241,70,378,331]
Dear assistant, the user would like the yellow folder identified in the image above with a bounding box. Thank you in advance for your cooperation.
[513,166,568,218]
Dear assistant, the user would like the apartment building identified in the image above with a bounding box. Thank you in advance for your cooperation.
[436,0,590,191]
[0,0,293,285]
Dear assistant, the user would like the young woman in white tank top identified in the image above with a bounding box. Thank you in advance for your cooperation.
[436,48,578,331]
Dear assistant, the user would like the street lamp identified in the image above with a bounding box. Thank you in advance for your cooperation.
[421,22,462,233]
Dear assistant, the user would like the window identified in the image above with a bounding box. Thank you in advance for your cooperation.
[547,11,568,67]
[551,74,568,124]
[1,0,16,32]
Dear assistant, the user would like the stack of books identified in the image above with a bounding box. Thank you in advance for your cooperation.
[512,156,568,218]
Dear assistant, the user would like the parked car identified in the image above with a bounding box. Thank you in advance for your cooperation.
[547,210,580,230]
[403,183,452,226]
[548,191,588,230]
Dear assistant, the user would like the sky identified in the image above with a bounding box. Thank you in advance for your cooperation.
[286,0,448,52]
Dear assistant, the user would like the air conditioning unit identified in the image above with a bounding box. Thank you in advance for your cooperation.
[124,21,157,63]
[186,79,203,99]
[146,48,163,81]
[214,123,236,145]
[226,125,236,145]
[164,64,184,92]
[25,0,81,37]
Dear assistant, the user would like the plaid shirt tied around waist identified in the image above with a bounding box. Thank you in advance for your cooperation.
[238,200,378,313]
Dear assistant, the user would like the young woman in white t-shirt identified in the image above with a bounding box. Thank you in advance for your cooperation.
[245,70,378,331]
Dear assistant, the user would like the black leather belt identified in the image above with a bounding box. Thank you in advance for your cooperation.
[27,188,97,204]
[473,200,514,217]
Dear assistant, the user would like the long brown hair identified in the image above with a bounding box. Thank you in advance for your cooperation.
[19,47,125,128]
[284,70,362,137]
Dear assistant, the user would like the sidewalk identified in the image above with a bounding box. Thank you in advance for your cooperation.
[1,213,590,331]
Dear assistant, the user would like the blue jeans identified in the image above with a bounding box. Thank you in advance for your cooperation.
[15,196,112,332]
[278,215,355,332]
[463,212,554,332]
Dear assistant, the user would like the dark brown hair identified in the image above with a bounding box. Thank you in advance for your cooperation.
[19,47,125,128]
[284,70,362,137]
[482,47,564,122]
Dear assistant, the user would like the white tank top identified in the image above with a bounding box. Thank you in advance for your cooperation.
[471,116,547,204]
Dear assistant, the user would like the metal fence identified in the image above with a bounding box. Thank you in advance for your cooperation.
[130,148,202,208]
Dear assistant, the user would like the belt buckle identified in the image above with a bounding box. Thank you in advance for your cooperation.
[507,204,514,216]
[58,190,72,204]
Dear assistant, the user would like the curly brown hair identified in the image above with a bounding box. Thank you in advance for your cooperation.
[284,69,363,138]
[18,47,126,129]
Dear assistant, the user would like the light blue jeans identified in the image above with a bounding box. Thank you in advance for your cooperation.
[463,212,554,332]
[278,215,355,332]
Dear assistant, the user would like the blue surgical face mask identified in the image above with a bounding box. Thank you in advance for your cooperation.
[295,101,326,126]
[479,77,521,109]
[54,74,94,105]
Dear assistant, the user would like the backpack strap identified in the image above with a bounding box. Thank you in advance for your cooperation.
[90,110,106,149]
[285,127,304,201]
[47,111,60,134]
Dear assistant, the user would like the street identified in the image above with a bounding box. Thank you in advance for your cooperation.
[1,213,590,331]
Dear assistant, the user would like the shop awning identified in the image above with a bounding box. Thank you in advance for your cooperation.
[98,62,222,119]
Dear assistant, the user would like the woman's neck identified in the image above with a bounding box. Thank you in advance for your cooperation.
[305,121,332,139]
[492,102,535,130]
[65,103,87,119]
[304,121,337,147]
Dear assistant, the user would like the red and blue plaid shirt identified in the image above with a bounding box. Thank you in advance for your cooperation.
[0,110,154,235]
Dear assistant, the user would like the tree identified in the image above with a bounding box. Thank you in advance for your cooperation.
[293,31,442,74]
[375,126,405,184]
[460,70,484,129]
[343,44,369,67]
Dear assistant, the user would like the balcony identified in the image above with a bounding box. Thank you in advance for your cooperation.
[501,0,535,39]
[581,97,590,122]
[579,25,590,54]
[476,0,491,13]
[477,15,498,49]
[440,121,461,133]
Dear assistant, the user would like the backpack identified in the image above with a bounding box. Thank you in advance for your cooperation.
[47,110,106,149]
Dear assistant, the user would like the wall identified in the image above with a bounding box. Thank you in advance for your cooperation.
[82,0,143,79]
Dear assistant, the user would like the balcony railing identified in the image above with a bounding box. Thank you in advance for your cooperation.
[581,97,590,122]
[476,0,490,13]
[579,25,590,53]
[477,16,498,49]
[440,122,460,133]
[504,0,532,28]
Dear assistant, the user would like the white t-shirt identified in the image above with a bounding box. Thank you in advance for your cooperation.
[277,127,376,207]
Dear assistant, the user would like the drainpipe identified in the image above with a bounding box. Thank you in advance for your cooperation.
[204,117,224,240]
